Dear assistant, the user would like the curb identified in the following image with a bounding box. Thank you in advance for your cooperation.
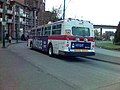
[86,54,120,65]
[96,46,120,52]
[1,41,26,48]
[86,57,120,65]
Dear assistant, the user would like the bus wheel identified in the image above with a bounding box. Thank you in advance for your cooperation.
[48,45,53,57]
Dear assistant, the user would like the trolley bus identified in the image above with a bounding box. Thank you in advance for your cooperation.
[28,18,95,56]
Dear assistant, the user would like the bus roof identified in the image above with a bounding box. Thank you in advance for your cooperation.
[36,18,93,29]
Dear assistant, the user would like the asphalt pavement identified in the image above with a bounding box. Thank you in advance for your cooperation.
[0,47,74,90]
[2,40,120,65]
[1,42,120,90]
[5,43,120,90]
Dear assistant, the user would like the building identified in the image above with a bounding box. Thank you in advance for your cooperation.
[15,0,24,4]
[11,0,32,38]
[0,0,54,41]
[24,0,46,26]
[0,0,32,40]
[0,0,14,40]
[24,0,59,26]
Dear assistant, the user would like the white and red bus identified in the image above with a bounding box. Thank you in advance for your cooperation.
[28,18,95,57]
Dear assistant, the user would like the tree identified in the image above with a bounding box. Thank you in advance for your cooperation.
[114,22,120,45]
[42,7,62,24]
[94,29,101,40]
[94,30,99,37]
[50,7,62,22]
[104,31,115,41]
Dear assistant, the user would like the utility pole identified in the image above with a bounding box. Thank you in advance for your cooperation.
[17,6,20,43]
[24,6,27,35]
[32,8,37,36]
[33,1,37,36]
[2,1,6,48]
[63,0,66,20]
[13,4,16,42]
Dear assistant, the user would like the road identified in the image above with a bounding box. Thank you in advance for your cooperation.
[1,43,120,90]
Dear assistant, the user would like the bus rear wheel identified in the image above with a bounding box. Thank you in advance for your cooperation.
[48,45,53,57]
[30,42,33,49]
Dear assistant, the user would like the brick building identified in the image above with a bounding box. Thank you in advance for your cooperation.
[24,0,46,26]
[0,0,14,40]
[15,0,24,4]
[0,0,32,40]
[24,0,59,26]
[0,0,52,41]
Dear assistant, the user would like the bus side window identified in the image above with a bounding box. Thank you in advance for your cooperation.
[32,29,35,36]
[44,26,51,36]
[30,30,32,36]
[37,28,41,36]
[52,24,61,35]
[41,27,44,36]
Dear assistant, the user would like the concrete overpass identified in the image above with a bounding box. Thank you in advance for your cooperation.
[93,25,117,39]
[93,25,117,29]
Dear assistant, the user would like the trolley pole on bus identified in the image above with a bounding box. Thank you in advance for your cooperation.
[63,0,66,20]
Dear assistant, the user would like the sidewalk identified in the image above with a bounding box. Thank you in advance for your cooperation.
[95,47,120,58]
[87,47,120,65]
[0,40,26,48]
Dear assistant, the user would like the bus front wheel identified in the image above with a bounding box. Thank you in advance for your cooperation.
[48,45,53,57]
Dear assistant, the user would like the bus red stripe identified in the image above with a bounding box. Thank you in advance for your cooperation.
[48,35,75,40]
[48,35,94,42]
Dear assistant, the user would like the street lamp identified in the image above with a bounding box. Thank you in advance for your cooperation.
[2,1,6,48]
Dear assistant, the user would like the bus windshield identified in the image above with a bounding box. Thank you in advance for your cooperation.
[72,27,90,36]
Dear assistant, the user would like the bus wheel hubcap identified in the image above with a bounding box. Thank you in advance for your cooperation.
[49,47,52,55]
[31,43,33,47]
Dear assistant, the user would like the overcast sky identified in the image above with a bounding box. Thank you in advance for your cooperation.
[46,0,120,26]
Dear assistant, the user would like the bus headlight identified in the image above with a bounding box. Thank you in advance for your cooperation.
[84,38,88,42]
[76,38,80,41]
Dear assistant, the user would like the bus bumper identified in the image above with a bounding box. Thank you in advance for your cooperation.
[59,50,95,56]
